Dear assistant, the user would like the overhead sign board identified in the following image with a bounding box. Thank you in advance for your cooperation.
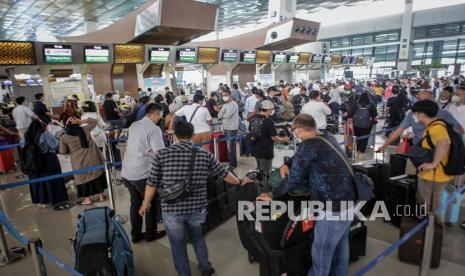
[273,52,287,64]
[176,47,197,63]
[288,53,299,64]
[84,45,109,63]
[311,54,322,64]
[240,50,256,63]
[150,47,170,63]
[221,49,238,63]
[43,44,72,63]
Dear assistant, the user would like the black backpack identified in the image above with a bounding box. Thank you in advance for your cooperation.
[424,120,465,176]
[122,105,142,128]
[245,115,265,145]
[20,142,41,175]
[353,104,372,129]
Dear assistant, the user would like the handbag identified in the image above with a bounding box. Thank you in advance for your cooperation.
[312,136,375,201]
[396,137,411,155]
[406,145,433,168]
[158,147,197,204]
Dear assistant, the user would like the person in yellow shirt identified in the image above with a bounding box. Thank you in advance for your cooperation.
[412,100,452,223]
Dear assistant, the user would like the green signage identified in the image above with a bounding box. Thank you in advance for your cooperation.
[84,46,110,63]
[241,51,256,63]
[273,52,287,64]
[150,47,170,63]
[43,45,72,63]
[288,54,299,64]
[222,49,238,63]
[178,48,196,63]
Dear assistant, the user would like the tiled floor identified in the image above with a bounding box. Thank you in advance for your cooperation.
[0,134,464,276]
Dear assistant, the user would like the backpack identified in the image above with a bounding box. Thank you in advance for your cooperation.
[20,141,42,175]
[72,207,134,276]
[281,101,295,122]
[353,104,372,129]
[272,97,284,119]
[122,104,142,128]
[424,120,465,175]
[245,115,265,145]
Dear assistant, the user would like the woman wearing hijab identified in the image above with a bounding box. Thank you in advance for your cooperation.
[25,119,68,207]
[60,117,107,205]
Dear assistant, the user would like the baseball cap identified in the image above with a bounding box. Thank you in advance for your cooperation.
[260,99,274,110]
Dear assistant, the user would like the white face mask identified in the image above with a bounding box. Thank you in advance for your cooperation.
[413,115,420,124]
[201,101,206,107]
[439,99,448,104]
[451,95,460,103]
[222,96,230,102]
[270,110,275,116]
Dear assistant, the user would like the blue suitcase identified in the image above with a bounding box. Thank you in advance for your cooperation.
[440,184,463,225]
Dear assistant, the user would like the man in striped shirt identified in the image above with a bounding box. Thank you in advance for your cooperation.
[139,121,251,276]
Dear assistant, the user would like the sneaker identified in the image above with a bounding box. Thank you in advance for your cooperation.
[145,230,166,242]
[201,268,216,276]
[132,233,145,243]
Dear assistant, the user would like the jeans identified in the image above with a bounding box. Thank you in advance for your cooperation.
[309,218,352,276]
[122,178,159,237]
[224,129,238,167]
[163,211,212,276]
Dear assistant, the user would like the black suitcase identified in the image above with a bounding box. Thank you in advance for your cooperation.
[389,154,408,177]
[385,175,417,227]
[349,220,367,263]
[353,160,391,215]
[398,217,443,268]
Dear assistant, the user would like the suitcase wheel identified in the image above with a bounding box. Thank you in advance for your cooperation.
[248,253,256,264]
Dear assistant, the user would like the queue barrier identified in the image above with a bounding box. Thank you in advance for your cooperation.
[0,125,399,275]
[354,184,465,276]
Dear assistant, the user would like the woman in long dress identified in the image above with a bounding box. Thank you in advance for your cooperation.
[59,117,107,205]
[25,120,68,207]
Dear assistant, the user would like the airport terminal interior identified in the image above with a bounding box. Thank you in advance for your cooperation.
[0,0,465,275]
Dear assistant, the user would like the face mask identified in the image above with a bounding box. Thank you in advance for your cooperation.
[451,95,460,103]
[270,110,275,116]
[293,129,302,143]
[202,101,206,107]
[439,99,448,104]
[413,115,420,124]
[222,96,230,102]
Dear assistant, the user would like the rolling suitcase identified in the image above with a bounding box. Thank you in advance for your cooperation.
[389,154,408,177]
[209,132,228,162]
[440,178,463,225]
[0,148,15,173]
[349,220,367,263]
[385,175,417,227]
[398,216,443,268]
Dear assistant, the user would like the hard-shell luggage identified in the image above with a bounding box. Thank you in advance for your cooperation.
[398,216,443,268]
[385,175,417,227]
[349,220,367,262]
[209,132,228,162]
[389,154,408,177]
[352,159,391,215]
[0,148,15,173]
[440,179,463,225]
[72,207,134,276]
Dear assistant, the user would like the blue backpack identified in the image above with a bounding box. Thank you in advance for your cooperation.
[72,207,134,276]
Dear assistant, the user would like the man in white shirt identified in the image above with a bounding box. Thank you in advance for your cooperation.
[12,96,38,143]
[121,103,166,243]
[290,83,301,97]
[174,94,212,150]
[218,90,239,168]
[245,88,259,117]
[448,86,465,140]
[301,90,332,131]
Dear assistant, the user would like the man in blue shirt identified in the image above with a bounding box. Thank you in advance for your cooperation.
[135,96,150,121]
[378,90,463,151]
[258,114,356,276]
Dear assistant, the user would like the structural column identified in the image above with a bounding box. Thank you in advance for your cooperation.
[398,0,414,71]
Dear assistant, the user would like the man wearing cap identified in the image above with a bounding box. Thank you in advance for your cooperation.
[249,99,289,184]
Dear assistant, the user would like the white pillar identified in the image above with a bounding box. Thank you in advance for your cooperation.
[398,0,414,71]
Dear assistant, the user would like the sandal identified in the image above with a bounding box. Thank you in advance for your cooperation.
[78,200,93,206]
[99,194,107,202]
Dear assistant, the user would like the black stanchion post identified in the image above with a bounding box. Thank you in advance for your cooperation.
[28,238,47,276]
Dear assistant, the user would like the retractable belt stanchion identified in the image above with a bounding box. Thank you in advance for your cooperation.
[352,135,357,163]
[213,135,219,159]
[419,214,435,276]
[28,238,47,276]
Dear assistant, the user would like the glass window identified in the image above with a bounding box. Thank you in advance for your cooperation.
[351,48,363,56]
[352,36,364,46]
[362,47,373,57]
[413,43,427,59]
[385,45,398,61]
[341,37,350,47]
[385,32,400,42]
[363,35,373,45]
[427,25,443,38]
[414,27,427,39]
[444,23,461,35]
[330,39,341,48]
[374,33,387,43]
[442,40,458,58]
[457,39,465,57]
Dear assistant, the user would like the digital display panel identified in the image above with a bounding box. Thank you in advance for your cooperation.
[350,56,358,64]
[298,52,310,65]
[288,53,300,64]
[43,44,72,63]
[84,45,109,63]
[356,56,365,65]
[331,55,341,65]
[113,44,145,64]
[0,41,35,65]
[341,56,352,64]
[221,49,238,63]
[150,47,170,63]
[273,52,287,64]
[240,50,256,63]
[176,47,197,63]
[322,55,332,64]
[310,54,322,64]
[256,50,272,64]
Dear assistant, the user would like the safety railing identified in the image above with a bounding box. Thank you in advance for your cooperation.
[0,124,403,275]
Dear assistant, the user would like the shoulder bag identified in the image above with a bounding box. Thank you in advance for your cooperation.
[158,147,197,203]
[312,136,374,201]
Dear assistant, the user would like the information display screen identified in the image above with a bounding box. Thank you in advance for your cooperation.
[273,52,287,64]
[288,53,299,64]
[240,50,256,63]
[298,52,310,65]
[356,56,365,65]
[341,56,352,64]
[221,49,238,63]
[310,54,322,64]
[198,47,219,64]
[350,56,358,64]
[322,55,331,64]
[150,47,170,63]
[43,44,72,63]
[331,55,341,65]
[176,47,197,63]
[256,50,272,64]
[84,45,109,63]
